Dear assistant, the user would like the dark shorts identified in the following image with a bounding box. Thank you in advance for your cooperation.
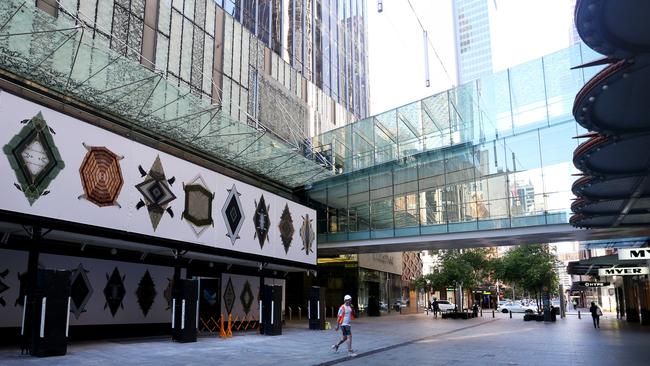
[341,325,351,336]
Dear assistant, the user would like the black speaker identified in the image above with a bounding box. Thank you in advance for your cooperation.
[309,286,326,330]
[25,269,71,357]
[172,279,198,343]
[261,285,282,336]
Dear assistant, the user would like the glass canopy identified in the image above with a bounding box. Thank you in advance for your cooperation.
[0,0,334,188]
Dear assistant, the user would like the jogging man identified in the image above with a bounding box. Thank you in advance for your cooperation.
[332,294,356,356]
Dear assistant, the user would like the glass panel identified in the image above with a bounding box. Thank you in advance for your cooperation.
[504,130,544,222]
[477,70,512,138]
[509,58,548,133]
[348,174,370,233]
[544,46,584,125]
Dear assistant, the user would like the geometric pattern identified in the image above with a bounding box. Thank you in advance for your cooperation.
[182,175,214,237]
[222,184,244,245]
[240,280,254,315]
[78,143,124,207]
[135,155,176,231]
[253,195,270,248]
[279,204,294,254]
[223,277,235,315]
[135,270,157,317]
[69,264,93,319]
[0,269,9,307]
[300,214,315,255]
[2,112,65,205]
[103,267,126,317]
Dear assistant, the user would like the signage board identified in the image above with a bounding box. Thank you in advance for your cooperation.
[576,282,610,288]
[598,267,649,276]
[618,248,650,260]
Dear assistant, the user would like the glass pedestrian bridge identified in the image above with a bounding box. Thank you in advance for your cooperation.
[308,43,650,253]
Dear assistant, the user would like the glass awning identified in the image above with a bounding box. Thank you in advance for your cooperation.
[0,0,334,188]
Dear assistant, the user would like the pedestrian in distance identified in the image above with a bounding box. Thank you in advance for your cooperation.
[332,295,357,357]
[432,298,439,318]
[589,301,602,329]
[472,302,479,317]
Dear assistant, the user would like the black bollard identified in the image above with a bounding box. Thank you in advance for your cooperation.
[509,310,512,319]
[578,311,581,319]
[492,310,495,318]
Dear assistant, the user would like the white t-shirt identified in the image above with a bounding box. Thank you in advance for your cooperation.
[338,304,352,325]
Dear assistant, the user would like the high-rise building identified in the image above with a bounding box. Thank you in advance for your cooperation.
[49,0,368,142]
[452,0,493,85]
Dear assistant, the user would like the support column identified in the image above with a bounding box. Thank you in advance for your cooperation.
[23,226,42,353]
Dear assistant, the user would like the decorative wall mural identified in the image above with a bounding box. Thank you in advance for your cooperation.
[182,175,214,237]
[2,112,65,205]
[253,195,270,248]
[0,269,9,307]
[135,155,176,230]
[69,264,93,319]
[135,270,157,317]
[300,214,315,255]
[240,280,254,315]
[203,289,217,306]
[222,184,244,245]
[103,267,126,317]
[279,204,294,254]
[78,143,124,207]
[223,277,235,315]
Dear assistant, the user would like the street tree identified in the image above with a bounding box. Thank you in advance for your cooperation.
[495,244,560,311]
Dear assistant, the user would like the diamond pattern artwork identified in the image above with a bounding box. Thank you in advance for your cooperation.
[3,112,65,205]
[300,214,315,255]
[223,277,235,315]
[135,155,176,230]
[0,269,9,307]
[240,280,254,315]
[69,264,93,319]
[103,267,126,317]
[253,195,270,248]
[78,143,124,207]
[279,204,294,254]
[135,270,157,317]
[182,175,214,237]
[222,184,244,245]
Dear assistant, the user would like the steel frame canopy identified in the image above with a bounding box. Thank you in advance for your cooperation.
[0,0,334,189]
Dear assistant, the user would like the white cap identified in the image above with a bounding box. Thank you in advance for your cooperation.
[344,295,352,301]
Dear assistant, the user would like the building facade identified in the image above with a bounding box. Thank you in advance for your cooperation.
[452,0,493,84]
[39,0,369,142]
[0,0,369,344]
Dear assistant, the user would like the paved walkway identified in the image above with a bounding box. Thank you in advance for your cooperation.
[1,312,649,365]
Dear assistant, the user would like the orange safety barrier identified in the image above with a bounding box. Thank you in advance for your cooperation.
[219,314,227,338]
[226,314,233,338]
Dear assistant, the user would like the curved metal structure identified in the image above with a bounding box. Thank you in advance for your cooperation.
[571,0,650,228]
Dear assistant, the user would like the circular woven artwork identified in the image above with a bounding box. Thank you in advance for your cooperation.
[78,144,124,207]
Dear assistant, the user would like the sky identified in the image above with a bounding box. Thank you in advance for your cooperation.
[367,0,577,115]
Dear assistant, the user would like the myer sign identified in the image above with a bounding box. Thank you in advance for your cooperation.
[598,267,649,276]
[618,248,650,260]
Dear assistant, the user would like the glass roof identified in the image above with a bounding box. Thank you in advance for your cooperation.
[0,0,334,188]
